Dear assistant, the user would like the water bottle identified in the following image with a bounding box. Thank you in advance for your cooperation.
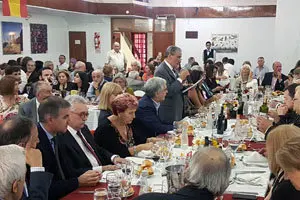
[181,126,188,150]
[139,170,148,194]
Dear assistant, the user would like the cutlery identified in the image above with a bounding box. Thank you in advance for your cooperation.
[78,191,94,194]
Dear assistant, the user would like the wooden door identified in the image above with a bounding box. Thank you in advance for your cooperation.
[153,32,174,59]
[69,32,87,62]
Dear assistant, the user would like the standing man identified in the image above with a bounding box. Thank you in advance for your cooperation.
[262,61,288,91]
[57,55,69,71]
[203,41,216,64]
[107,42,127,74]
[154,46,189,124]
[253,57,269,84]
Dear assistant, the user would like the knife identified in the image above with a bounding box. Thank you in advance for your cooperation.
[78,191,94,194]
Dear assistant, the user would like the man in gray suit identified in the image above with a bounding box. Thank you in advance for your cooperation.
[154,46,189,124]
[19,81,52,124]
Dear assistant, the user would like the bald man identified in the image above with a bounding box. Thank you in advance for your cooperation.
[261,61,288,91]
[107,42,127,73]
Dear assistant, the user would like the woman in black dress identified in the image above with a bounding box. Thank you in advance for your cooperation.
[94,93,153,158]
[73,71,89,96]
[53,70,76,92]
[204,64,224,93]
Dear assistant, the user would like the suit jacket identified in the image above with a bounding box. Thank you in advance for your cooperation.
[57,125,113,179]
[23,171,53,200]
[18,98,38,124]
[134,186,214,200]
[134,95,173,144]
[261,72,288,91]
[36,123,79,200]
[154,61,184,124]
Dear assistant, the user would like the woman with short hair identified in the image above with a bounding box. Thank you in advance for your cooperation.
[95,93,153,158]
[113,73,134,95]
[53,70,76,92]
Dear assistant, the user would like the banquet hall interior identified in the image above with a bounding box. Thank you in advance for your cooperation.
[1,0,300,200]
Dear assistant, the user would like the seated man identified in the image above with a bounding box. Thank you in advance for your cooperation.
[0,116,53,200]
[262,61,288,91]
[257,83,300,137]
[86,69,107,99]
[37,96,101,199]
[19,81,52,124]
[134,77,175,144]
[0,145,26,200]
[135,147,231,200]
[58,95,125,179]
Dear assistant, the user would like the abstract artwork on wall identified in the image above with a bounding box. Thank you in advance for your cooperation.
[211,34,238,53]
[30,23,48,54]
[2,22,23,55]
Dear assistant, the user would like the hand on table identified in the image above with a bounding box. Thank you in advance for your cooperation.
[139,142,153,151]
[147,137,163,143]
[256,116,273,133]
[25,148,43,167]
[78,170,101,187]
[277,104,288,116]
[102,165,119,171]
[113,157,127,165]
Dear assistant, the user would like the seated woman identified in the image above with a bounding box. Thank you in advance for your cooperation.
[113,73,134,95]
[235,64,257,90]
[215,61,229,80]
[94,93,153,158]
[73,71,89,96]
[103,64,113,82]
[52,70,76,92]
[98,82,123,126]
[127,71,144,91]
[142,63,155,82]
[188,70,220,108]
[0,76,27,120]
[265,125,300,200]
[204,64,224,93]
[275,136,300,200]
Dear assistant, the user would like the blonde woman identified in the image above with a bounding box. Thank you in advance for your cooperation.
[265,125,300,200]
[98,82,122,126]
[275,136,300,199]
[236,64,257,89]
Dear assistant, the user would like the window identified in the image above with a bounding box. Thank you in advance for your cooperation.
[132,33,147,69]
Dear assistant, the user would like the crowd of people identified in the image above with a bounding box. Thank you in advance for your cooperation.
[1,43,300,200]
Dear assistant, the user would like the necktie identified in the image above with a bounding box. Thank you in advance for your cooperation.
[52,137,66,180]
[172,69,178,78]
[76,131,102,166]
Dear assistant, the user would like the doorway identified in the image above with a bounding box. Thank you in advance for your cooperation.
[69,31,87,62]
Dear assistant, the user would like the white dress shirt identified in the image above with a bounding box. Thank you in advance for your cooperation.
[68,126,102,172]
[57,62,69,71]
[107,50,127,72]
[36,99,40,122]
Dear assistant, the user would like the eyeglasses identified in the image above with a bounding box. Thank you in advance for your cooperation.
[71,111,89,118]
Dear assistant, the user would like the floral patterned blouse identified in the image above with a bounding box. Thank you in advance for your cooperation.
[0,95,28,121]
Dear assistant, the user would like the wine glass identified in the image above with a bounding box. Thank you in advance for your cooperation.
[94,188,108,200]
[106,172,121,200]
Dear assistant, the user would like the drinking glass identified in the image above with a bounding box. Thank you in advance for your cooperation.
[106,172,121,200]
[94,188,108,200]
[120,173,132,198]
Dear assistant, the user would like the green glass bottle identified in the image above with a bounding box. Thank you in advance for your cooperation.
[259,96,269,116]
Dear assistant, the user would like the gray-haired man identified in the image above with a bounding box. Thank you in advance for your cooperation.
[135,147,231,200]
[134,77,173,144]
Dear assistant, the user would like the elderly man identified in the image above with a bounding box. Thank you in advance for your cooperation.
[57,55,68,71]
[130,60,143,78]
[86,69,107,98]
[134,77,173,144]
[57,95,125,179]
[135,147,231,200]
[70,61,87,81]
[257,83,300,137]
[127,71,144,91]
[253,57,269,83]
[107,42,127,73]
[37,96,101,199]
[0,116,53,200]
[19,81,52,124]
[0,145,26,200]
[154,45,190,124]
[262,61,288,91]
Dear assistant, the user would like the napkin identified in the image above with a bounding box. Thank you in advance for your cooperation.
[235,172,268,186]
[243,151,268,164]
[125,157,152,165]
[137,150,154,158]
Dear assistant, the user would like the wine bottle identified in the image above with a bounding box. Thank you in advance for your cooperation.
[259,96,269,116]
[217,104,226,134]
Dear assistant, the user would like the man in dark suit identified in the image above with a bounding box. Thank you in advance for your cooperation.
[0,116,53,200]
[261,61,288,91]
[37,96,101,200]
[134,77,173,144]
[58,95,126,179]
[134,147,231,200]
[19,81,53,124]
[154,46,190,124]
[203,41,216,64]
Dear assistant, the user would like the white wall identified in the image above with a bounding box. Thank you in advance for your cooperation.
[176,18,277,73]
[0,13,68,65]
[0,10,111,69]
[66,15,111,68]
